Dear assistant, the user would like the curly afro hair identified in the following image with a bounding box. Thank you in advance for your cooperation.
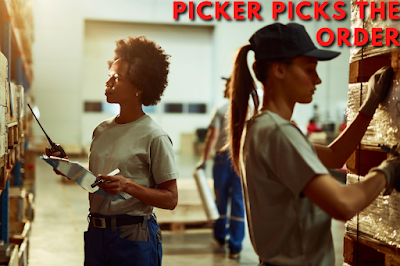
[108,36,170,106]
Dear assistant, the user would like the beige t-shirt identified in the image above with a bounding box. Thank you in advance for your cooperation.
[209,101,229,151]
[241,110,333,266]
[209,98,256,152]
[88,114,179,216]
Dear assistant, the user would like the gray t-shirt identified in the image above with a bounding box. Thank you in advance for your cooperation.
[88,114,179,216]
[209,101,229,151]
[241,110,333,266]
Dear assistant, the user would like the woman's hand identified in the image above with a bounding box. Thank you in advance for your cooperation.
[45,147,69,177]
[359,66,394,117]
[45,147,69,160]
[369,145,400,195]
[97,174,129,195]
[196,159,206,170]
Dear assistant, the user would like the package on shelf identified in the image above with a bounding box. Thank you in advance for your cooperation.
[7,148,16,168]
[0,244,11,257]
[6,83,18,152]
[0,166,7,190]
[15,85,24,131]
[0,104,6,165]
[0,132,6,161]
[346,146,388,177]
[22,92,33,134]
[0,53,7,107]
[7,83,17,125]
[14,139,20,162]
[23,192,34,221]
[346,2,400,247]
[0,105,6,138]
[7,127,18,150]
[346,173,400,248]
[9,187,26,223]
[23,150,35,181]
[9,221,30,266]
[9,221,30,239]
[347,81,400,147]
[17,139,24,159]
[350,0,398,63]
[0,244,18,266]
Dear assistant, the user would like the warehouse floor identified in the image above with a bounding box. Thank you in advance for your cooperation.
[28,154,345,266]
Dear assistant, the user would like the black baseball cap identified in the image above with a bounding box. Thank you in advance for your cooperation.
[249,23,340,61]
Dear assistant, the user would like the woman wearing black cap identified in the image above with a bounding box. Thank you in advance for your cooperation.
[227,22,400,265]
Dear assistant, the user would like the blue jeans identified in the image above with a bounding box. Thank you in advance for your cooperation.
[84,214,162,266]
[213,151,245,253]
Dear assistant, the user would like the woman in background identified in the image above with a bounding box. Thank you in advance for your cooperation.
[197,77,245,259]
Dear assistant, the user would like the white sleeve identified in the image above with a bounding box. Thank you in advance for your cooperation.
[209,107,221,128]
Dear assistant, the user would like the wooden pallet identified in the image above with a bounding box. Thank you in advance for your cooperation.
[157,203,214,231]
[156,178,215,231]
[346,145,388,176]
[349,56,391,83]
[158,220,213,231]
[344,234,400,265]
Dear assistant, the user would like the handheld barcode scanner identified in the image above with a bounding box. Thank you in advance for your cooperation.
[27,103,67,158]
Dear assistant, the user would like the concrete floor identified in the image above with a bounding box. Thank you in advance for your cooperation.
[28,153,345,266]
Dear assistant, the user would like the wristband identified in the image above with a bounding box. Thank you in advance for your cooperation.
[358,110,373,121]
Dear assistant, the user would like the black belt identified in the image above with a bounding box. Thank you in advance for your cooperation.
[89,215,144,228]
[259,262,276,266]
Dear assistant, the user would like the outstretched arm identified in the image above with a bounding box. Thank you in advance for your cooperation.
[314,112,371,169]
[303,171,386,221]
[304,152,400,221]
[314,66,393,169]
[196,126,220,169]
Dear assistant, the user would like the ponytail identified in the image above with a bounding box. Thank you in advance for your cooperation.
[228,44,259,174]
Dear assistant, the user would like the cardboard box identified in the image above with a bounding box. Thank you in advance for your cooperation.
[0,53,7,107]
[9,187,26,223]
[14,85,24,121]
[7,83,17,125]
[0,134,6,159]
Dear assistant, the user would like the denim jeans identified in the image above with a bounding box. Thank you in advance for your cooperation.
[213,151,245,253]
[84,214,162,266]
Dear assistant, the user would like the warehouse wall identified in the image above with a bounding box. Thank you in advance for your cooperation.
[31,0,351,152]
[81,21,214,149]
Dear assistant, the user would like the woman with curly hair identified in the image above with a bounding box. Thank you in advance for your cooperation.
[48,36,178,266]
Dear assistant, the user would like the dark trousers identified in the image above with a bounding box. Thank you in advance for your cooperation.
[213,151,245,253]
[84,214,162,266]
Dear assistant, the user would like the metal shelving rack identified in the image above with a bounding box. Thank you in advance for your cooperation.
[0,0,32,244]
